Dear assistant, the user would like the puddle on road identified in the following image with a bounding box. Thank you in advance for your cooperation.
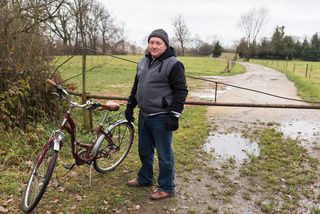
[203,121,320,161]
[277,121,320,143]
[198,76,226,79]
[189,76,232,100]
[189,86,233,100]
[203,133,260,161]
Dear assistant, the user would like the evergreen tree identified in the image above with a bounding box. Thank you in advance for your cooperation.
[283,35,295,60]
[311,33,320,51]
[302,46,319,61]
[301,37,309,51]
[212,41,222,58]
[257,38,272,59]
[271,26,285,59]
[293,40,303,59]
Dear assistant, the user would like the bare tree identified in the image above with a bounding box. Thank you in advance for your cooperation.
[206,35,220,46]
[192,34,203,56]
[97,7,115,53]
[71,0,93,48]
[237,7,270,61]
[44,0,74,53]
[172,14,191,56]
[87,2,104,52]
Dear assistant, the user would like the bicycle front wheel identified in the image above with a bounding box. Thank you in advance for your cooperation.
[93,120,134,173]
[22,138,58,213]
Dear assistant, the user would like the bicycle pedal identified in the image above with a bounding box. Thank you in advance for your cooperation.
[62,163,75,170]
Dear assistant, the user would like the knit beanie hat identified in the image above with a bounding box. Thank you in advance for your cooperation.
[148,29,169,46]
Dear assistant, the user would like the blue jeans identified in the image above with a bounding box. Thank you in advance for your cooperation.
[136,111,175,193]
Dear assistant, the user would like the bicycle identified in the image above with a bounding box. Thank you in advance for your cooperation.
[22,79,135,213]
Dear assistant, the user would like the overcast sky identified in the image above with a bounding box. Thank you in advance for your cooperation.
[99,0,320,48]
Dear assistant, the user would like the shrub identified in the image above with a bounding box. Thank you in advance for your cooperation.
[0,1,64,130]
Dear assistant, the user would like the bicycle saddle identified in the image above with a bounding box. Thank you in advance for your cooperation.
[99,101,120,111]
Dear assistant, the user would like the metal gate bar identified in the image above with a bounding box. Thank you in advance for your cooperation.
[68,91,320,110]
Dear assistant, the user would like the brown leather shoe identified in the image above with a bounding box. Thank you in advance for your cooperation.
[127,179,153,187]
[149,190,174,200]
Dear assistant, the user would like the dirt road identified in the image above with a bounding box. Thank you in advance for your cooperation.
[206,61,319,123]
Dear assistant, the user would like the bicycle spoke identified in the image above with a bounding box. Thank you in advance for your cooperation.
[93,121,134,173]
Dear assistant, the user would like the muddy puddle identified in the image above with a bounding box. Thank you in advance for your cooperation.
[189,87,233,100]
[277,121,320,143]
[203,121,320,161]
[189,76,233,100]
[203,133,260,161]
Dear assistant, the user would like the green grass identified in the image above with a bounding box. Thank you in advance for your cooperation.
[53,55,246,96]
[0,104,209,213]
[240,126,319,213]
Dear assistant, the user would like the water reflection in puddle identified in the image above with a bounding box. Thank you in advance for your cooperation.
[189,86,233,100]
[203,133,259,161]
[198,76,226,79]
[204,121,320,161]
[277,121,320,143]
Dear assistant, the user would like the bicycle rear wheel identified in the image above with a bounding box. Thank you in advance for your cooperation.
[93,120,134,173]
[22,138,58,213]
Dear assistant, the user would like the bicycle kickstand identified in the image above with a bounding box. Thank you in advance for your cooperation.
[89,162,93,188]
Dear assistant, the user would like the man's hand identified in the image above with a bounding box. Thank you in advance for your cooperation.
[165,113,179,131]
[125,106,135,123]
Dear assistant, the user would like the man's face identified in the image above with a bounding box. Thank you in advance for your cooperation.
[148,37,167,60]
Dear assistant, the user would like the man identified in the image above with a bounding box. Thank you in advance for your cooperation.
[125,29,188,200]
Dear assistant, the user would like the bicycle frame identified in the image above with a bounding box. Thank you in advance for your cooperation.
[48,107,117,165]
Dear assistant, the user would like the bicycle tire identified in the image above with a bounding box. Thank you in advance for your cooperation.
[22,138,58,213]
[93,120,134,173]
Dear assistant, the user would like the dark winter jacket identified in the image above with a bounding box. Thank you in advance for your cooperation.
[127,46,188,117]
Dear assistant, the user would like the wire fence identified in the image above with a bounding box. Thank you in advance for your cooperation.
[250,59,320,81]
[50,48,320,130]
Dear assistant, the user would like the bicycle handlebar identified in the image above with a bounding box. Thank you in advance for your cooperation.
[46,79,56,86]
[46,79,120,111]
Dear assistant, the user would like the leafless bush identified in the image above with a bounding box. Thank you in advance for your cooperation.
[0,0,65,131]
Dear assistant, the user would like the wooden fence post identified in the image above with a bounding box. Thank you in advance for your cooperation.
[305,64,308,78]
[309,64,313,79]
[227,60,230,72]
[82,49,93,131]
[285,61,288,70]
[293,63,295,73]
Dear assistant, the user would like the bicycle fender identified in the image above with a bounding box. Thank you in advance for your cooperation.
[53,138,60,151]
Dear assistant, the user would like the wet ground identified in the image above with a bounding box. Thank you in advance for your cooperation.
[141,61,320,213]
[204,62,320,159]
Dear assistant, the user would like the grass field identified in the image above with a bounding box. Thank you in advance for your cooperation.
[53,54,245,96]
[2,54,320,213]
